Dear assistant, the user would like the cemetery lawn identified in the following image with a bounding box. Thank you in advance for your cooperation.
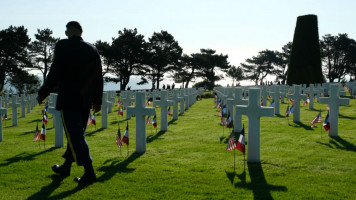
[0,95,356,200]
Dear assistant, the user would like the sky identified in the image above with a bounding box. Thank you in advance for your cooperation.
[1,0,355,90]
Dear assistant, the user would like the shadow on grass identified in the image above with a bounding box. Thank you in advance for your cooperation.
[0,147,58,168]
[86,128,104,137]
[338,113,356,120]
[97,152,142,182]
[28,119,42,124]
[234,163,287,200]
[27,174,93,200]
[110,118,127,125]
[288,122,313,131]
[168,119,177,125]
[147,131,167,143]
[274,114,285,118]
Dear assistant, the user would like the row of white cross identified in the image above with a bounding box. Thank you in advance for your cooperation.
[0,88,205,155]
[214,83,350,163]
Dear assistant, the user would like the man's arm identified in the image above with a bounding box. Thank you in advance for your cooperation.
[37,42,63,103]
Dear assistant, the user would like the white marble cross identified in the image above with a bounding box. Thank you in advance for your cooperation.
[0,107,7,142]
[225,88,234,115]
[170,90,184,120]
[183,89,189,110]
[20,94,27,118]
[26,95,30,114]
[319,84,350,137]
[11,95,21,126]
[47,94,64,147]
[178,90,185,115]
[101,92,111,129]
[127,92,155,153]
[279,85,288,103]
[122,91,135,120]
[269,86,280,115]
[261,86,268,106]
[155,90,174,131]
[305,84,319,109]
[236,87,274,163]
[231,87,248,133]
[287,85,307,123]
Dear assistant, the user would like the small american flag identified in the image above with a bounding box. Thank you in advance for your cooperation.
[146,116,151,124]
[226,131,236,151]
[116,127,122,148]
[311,112,322,127]
[33,123,40,141]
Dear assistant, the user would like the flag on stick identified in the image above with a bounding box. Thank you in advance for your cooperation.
[236,125,246,154]
[116,126,123,148]
[221,115,226,126]
[323,112,330,131]
[311,112,322,127]
[33,122,40,141]
[226,112,232,128]
[87,112,92,125]
[152,115,157,128]
[146,116,151,124]
[226,131,236,151]
[285,105,290,117]
[168,107,171,116]
[42,112,48,125]
[91,114,96,125]
[40,123,46,141]
[122,122,129,146]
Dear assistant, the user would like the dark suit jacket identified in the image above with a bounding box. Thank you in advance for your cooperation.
[38,35,103,111]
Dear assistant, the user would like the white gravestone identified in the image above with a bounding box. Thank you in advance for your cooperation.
[232,87,248,133]
[170,90,183,120]
[20,94,27,118]
[305,84,319,109]
[287,85,307,123]
[236,88,274,163]
[155,90,174,131]
[261,86,268,106]
[319,84,349,137]
[101,92,111,129]
[152,89,160,108]
[183,89,189,110]
[0,107,7,142]
[178,90,185,115]
[279,86,287,103]
[26,95,30,114]
[11,95,21,126]
[269,86,280,115]
[127,92,156,153]
[47,94,64,147]
[225,88,234,115]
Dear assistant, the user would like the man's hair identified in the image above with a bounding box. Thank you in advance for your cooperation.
[66,21,83,33]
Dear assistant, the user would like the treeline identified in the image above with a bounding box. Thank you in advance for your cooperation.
[1,25,355,94]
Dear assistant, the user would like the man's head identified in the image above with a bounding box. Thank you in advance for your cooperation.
[65,21,82,37]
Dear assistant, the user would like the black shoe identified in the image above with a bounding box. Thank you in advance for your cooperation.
[52,164,70,176]
[74,173,97,184]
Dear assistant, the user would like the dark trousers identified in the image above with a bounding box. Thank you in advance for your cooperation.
[60,109,92,166]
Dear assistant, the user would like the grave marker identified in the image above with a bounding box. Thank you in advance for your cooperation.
[236,88,274,163]
[127,92,156,153]
[319,84,349,137]
[11,95,21,126]
[155,90,174,131]
[0,107,7,142]
[287,85,307,123]
[47,94,64,147]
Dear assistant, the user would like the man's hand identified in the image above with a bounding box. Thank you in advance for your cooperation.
[93,104,101,114]
[36,96,44,104]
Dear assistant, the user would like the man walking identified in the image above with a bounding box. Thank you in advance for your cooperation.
[37,21,103,184]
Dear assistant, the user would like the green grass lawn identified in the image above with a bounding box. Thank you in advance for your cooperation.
[0,94,355,200]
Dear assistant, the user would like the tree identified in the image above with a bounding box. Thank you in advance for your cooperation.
[140,31,182,89]
[274,42,292,84]
[9,70,40,93]
[226,65,244,86]
[320,33,356,82]
[0,26,31,92]
[171,53,199,88]
[96,28,147,91]
[287,14,324,85]
[195,49,230,89]
[241,49,278,85]
[28,28,59,82]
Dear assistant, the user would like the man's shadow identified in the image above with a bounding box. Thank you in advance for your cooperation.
[230,163,287,200]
